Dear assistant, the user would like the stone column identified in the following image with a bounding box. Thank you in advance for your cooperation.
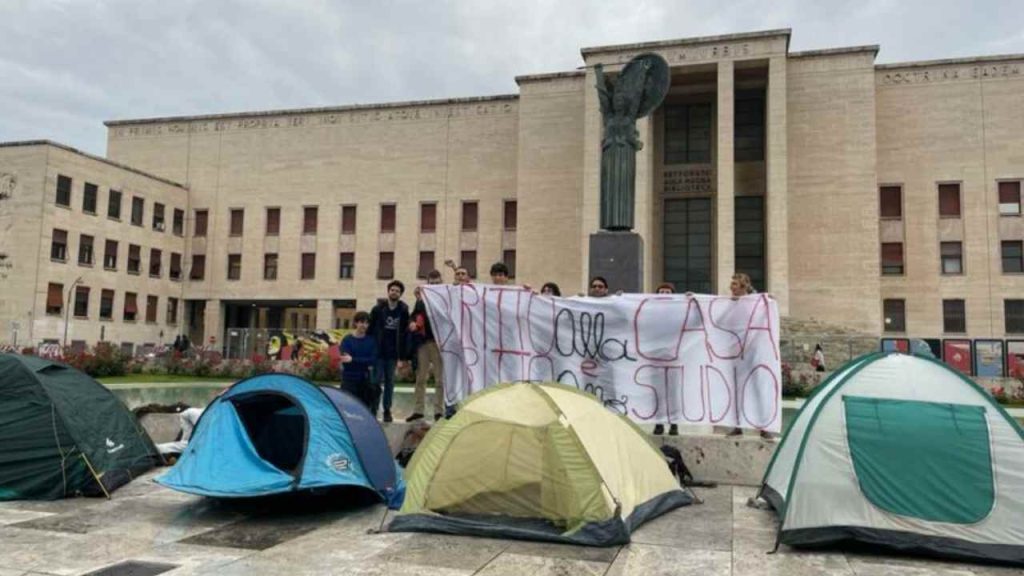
[635,114,656,291]
[316,299,333,330]
[202,299,222,348]
[716,61,736,293]
[766,56,790,314]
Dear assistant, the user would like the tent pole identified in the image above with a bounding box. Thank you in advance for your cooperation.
[80,454,111,499]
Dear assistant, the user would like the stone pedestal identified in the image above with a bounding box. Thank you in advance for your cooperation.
[589,231,644,293]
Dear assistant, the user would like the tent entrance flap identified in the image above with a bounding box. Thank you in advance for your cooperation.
[231,393,308,475]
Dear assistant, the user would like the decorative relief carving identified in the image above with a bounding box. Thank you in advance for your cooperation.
[0,172,15,201]
[879,63,1022,86]
[663,166,714,195]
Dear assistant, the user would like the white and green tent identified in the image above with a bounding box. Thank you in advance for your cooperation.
[760,352,1024,566]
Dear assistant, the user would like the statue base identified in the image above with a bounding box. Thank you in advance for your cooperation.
[589,231,644,294]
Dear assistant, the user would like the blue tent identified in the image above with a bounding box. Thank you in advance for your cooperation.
[156,373,404,508]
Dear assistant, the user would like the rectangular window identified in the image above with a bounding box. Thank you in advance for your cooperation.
[153,202,165,231]
[301,253,316,279]
[421,203,437,233]
[380,204,396,233]
[938,183,961,218]
[56,175,71,206]
[123,292,138,322]
[51,229,67,261]
[104,239,118,270]
[227,254,242,280]
[190,254,206,280]
[734,91,765,162]
[1002,241,1024,273]
[230,209,244,236]
[108,189,122,219]
[1000,181,1022,216]
[149,248,162,277]
[194,209,208,237]
[1006,300,1024,334]
[341,205,357,234]
[73,286,89,318]
[879,185,902,219]
[78,234,94,266]
[100,289,114,320]
[264,253,278,280]
[173,208,184,236]
[303,206,318,235]
[167,298,178,325]
[461,250,477,278]
[377,251,394,279]
[881,242,904,275]
[170,252,182,280]
[266,207,280,236]
[146,295,158,324]
[128,244,141,274]
[339,252,355,279]
[943,299,966,333]
[664,103,712,164]
[503,250,517,278]
[504,200,518,231]
[462,201,478,231]
[83,183,98,213]
[131,196,144,226]
[940,242,963,275]
[46,283,63,315]
[418,251,434,278]
[883,299,906,333]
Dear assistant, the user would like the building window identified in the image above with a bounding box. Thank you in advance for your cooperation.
[190,254,206,280]
[940,242,963,275]
[83,183,98,214]
[264,253,278,280]
[55,175,71,206]
[46,283,63,315]
[377,251,394,279]
[266,207,280,236]
[943,299,966,333]
[104,239,118,270]
[131,196,144,226]
[462,201,478,231]
[380,204,396,233]
[108,189,122,219]
[194,209,208,237]
[127,244,141,274]
[339,252,355,279]
[1006,300,1024,334]
[504,200,517,231]
[883,299,906,333]
[227,254,242,280]
[152,203,165,231]
[78,234,94,266]
[881,242,904,275]
[51,229,67,261]
[149,248,162,278]
[418,251,434,278]
[341,205,357,234]
[421,203,436,233]
[999,181,1021,216]
[146,295,159,324]
[664,103,712,164]
[230,209,244,236]
[173,209,184,236]
[1002,241,1023,273]
[503,250,517,278]
[734,91,765,162]
[74,286,90,318]
[938,183,961,218]
[123,292,138,322]
[879,185,902,219]
[301,253,316,279]
[461,250,477,278]
[167,298,178,325]
[170,253,182,281]
[100,289,114,320]
[303,206,318,235]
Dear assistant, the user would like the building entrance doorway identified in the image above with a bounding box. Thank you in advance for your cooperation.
[663,197,712,294]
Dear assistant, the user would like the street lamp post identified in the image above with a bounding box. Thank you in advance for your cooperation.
[62,276,83,350]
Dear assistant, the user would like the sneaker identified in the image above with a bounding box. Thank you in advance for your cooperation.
[433,413,443,421]
[727,427,743,436]
[405,413,424,423]
[669,424,678,436]
[760,430,775,442]
[653,424,664,435]
[383,411,393,423]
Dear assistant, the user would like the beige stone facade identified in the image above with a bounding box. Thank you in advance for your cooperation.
[3,28,1024,352]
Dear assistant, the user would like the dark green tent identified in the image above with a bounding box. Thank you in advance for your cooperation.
[0,354,160,500]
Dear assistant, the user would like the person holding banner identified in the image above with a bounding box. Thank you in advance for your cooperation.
[653,282,679,436]
[589,276,610,297]
[725,272,774,441]
[407,270,445,422]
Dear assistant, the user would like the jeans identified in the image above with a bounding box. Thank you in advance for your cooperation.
[374,357,398,414]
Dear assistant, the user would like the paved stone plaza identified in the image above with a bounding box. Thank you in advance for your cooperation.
[0,469,1019,576]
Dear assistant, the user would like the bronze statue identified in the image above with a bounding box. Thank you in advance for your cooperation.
[595,54,670,231]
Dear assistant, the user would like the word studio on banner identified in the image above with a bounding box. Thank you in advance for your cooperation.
[422,285,783,432]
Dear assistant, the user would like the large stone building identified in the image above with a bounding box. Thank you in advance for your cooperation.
[3,28,1024,355]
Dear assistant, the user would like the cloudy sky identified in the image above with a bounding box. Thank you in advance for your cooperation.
[1,0,1021,155]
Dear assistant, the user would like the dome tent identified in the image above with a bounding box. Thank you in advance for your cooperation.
[0,354,160,500]
[389,382,691,546]
[759,352,1024,566]
[157,373,404,507]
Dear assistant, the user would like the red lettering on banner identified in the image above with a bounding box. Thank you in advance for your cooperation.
[631,365,662,420]
[581,359,598,377]
[740,294,779,361]
[526,292,557,355]
[739,363,780,429]
[707,296,745,360]
[704,364,732,423]
[634,297,712,363]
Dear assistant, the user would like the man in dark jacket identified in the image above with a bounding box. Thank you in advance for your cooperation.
[369,280,410,422]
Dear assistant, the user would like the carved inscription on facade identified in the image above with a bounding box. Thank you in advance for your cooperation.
[612,43,756,65]
[663,166,714,195]
[880,63,1022,86]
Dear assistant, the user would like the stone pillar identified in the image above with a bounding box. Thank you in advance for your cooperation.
[316,299,333,330]
[635,115,656,291]
[766,56,790,314]
[716,61,736,294]
[202,299,222,348]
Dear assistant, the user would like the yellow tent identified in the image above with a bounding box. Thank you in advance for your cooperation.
[389,382,691,545]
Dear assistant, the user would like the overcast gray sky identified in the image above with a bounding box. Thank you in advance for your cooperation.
[1,0,1021,156]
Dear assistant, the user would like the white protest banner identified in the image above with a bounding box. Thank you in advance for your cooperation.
[422,284,782,432]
